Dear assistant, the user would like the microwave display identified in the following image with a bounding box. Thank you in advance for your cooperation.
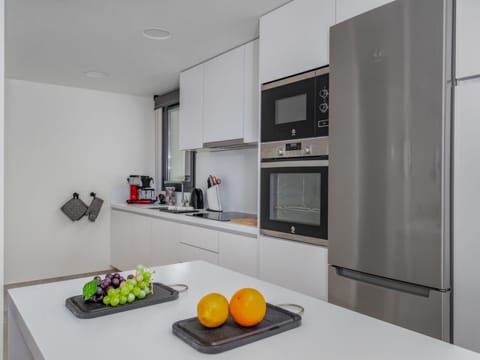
[275,94,307,124]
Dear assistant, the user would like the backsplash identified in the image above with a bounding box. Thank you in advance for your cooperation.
[195,147,258,214]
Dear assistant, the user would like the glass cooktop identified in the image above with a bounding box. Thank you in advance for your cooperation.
[188,212,256,222]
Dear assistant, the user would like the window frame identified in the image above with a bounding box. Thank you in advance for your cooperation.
[161,103,196,192]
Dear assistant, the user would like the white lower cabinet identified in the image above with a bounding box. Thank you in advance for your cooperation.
[219,232,258,277]
[178,243,219,264]
[111,210,151,270]
[258,235,328,300]
[150,218,180,267]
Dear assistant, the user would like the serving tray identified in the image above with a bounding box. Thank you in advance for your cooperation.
[172,303,302,354]
[65,283,179,319]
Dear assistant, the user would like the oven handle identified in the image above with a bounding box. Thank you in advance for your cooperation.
[261,160,328,168]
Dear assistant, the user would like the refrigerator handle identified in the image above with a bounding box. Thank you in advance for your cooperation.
[334,267,431,298]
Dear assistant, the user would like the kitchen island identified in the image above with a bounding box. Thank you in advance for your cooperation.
[8,261,480,360]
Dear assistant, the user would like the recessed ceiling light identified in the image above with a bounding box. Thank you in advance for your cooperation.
[143,28,171,40]
[84,71,109,79]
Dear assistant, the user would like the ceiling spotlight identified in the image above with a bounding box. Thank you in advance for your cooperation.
[143,28,172,40]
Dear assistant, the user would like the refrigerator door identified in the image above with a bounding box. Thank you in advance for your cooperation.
[329,266,451,341]
[329,0,452,289]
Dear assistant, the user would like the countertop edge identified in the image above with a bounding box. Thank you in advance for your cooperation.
[111,203,258,237]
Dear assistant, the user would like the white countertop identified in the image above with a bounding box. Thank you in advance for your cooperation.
[8,261,480,360]
[111,203,258,237]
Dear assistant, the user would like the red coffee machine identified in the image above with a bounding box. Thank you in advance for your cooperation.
[127,175,154,204]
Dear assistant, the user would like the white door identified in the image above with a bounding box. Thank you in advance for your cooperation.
[456,0,480,79]
[218,232,258,277]
[150,218,181,266]
[203,46,244,144]
[179,64,204,150]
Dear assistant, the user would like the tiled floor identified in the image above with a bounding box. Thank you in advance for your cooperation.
[3,268,117,359]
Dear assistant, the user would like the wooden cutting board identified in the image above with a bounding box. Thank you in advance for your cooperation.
[229,218,257,227]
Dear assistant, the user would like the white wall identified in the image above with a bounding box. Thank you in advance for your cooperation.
[1,0,5,356]
[5,79,154,284]
[195,147,257,214]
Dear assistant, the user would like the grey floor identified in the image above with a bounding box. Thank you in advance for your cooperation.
[3,268,117,359]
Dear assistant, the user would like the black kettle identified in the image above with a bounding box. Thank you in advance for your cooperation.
[190,188,204,209]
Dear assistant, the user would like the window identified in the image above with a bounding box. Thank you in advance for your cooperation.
[154,90,195,193]
[162,105,195,191]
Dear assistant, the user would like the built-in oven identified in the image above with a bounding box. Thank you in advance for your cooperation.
[261,66,329,143]
[260,137,328,246]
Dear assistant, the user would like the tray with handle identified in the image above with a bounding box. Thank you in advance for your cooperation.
[172,303,302,354]
[66,283,188,319]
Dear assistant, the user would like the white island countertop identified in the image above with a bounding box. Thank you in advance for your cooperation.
[111,203,258,237]
[8,261,480,360]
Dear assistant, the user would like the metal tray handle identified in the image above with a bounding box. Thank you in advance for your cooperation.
[167,284,189,293]
[276,303,304,316]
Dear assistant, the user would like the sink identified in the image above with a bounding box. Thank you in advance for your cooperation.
[150,206,200,214]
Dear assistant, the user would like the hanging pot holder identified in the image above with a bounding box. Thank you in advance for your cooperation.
[61,193,88,221]
[86,192,104,222]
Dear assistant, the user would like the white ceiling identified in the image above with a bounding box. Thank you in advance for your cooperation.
[6,0,291,96]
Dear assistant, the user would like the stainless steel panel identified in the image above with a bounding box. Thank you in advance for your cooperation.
[329,0,452,289]
[328,266,451,341]
[261,137,329,159]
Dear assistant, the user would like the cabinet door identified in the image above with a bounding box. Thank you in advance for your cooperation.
[203,46,244,144]
[150,218,181,266]
[243,40,260,144]
[258,235,328,300]
[456,0,480,79]
[259,0,335,84]
[335,0,394,23]
[179,64,204,150]
[218,232,258,277]
[178,243,218,265]
[110,211,151,271]
[180,224,219,252]
[453,82,480,352]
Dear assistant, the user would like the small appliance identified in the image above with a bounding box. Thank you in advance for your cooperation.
[190,188,204,209]
[127,175,155,204]
[260,137,328,246]
[261,66,329,143]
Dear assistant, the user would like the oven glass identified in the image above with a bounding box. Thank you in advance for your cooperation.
[269,173,321,226]
[275,94,307,124]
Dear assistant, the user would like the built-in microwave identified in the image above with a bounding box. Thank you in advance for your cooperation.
[260,137,328,246]
[261,66,329,143]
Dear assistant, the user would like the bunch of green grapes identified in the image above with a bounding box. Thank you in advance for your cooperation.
[101,265,154,307]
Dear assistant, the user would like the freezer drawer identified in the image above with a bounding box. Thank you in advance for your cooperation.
[328,266,450,341]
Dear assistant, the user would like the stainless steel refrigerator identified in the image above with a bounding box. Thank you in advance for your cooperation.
[328,0,453,341]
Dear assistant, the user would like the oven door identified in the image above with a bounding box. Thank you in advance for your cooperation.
[260,159,328,246]
[261,75,316,142]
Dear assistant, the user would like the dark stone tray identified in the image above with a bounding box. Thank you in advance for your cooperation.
[172,303,302,354]
[65,283,178,319]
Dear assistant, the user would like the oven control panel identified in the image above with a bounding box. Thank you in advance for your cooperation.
[261,138,328,159]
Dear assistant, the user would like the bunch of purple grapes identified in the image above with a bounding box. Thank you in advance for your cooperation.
[88,273,126,303]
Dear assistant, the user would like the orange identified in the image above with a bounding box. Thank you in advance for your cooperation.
[197,293,229,328]
[229,288,267,327]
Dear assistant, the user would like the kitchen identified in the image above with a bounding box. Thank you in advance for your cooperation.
[3,0,480,359]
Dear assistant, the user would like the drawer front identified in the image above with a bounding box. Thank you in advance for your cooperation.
[178,243,219,265]
[180,224,219,252]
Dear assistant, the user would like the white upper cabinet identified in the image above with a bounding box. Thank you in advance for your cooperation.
[259,0,335,84]
[179,40,259,149]
[179,64,204,150]
[456,0,480,79]
[335,0,394,24]
[203,46,244,144]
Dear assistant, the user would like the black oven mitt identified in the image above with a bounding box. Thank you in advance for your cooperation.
[86,192,104,222]
[61,193,88,221]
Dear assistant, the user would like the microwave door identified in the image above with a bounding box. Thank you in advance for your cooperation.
[261,76,316,142]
